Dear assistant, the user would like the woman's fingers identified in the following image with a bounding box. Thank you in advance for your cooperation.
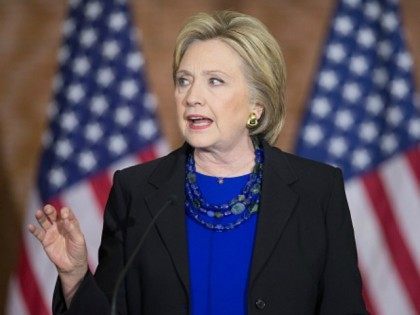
[60,207,84,243]
[34,204,58,231]
[60,207,76,222]
[43,204,57,223]
[29,205,85,247]
[28,224,46,242]
[35,209,52,230]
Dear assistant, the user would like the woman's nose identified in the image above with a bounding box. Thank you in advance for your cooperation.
[185,81,204,107]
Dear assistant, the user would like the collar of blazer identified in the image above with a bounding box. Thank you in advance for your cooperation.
[144,140,299,297]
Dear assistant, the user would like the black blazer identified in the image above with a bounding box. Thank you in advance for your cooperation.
[53,142,368,315]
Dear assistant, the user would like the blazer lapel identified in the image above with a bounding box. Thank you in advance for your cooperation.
[249,143,299,286]
[144,144,190,297]
[141,142,299,296]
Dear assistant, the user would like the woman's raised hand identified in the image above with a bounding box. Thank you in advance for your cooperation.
[28,205,88,304]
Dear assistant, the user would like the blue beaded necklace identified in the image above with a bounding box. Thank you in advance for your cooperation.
[185,143,264,232]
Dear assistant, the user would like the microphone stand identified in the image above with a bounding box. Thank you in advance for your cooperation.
[110,195,177,315]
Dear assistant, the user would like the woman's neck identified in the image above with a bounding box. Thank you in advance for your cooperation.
[193,137,256,177]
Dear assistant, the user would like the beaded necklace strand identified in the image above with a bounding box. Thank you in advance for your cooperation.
[185,144,264,231]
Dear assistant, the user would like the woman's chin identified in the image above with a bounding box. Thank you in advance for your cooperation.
[184,134,215,149]
[186,140,214,150]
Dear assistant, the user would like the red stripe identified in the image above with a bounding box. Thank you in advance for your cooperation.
[405,145,420,184]
[88,146,158,214]
[362,289,377,315]
[137,145,157,163]
[89,170,113,214]
[362,171,420,313]
[359,269,378,315]
[17,241,50,315]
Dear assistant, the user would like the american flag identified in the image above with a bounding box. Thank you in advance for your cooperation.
[6,0,168,314]
[296,0,420,314]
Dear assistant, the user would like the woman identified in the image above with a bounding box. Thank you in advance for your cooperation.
[29,10,368,315]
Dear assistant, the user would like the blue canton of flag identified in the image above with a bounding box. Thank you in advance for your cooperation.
[296,0,419,181]
[38,0,165,202]
[295,0,420,314]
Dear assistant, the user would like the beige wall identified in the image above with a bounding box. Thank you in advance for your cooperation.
[0,0,419,313]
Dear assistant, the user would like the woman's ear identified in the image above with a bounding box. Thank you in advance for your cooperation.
[253,103,264,120]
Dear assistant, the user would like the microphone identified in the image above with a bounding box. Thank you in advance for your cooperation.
[110,194,178,315]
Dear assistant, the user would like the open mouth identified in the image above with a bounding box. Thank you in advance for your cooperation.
[187,115,213,130]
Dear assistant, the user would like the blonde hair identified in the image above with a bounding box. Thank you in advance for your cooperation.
[173,10,286,145]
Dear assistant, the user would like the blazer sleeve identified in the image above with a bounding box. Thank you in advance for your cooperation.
[52,170,129,315]
[318,168,368,315]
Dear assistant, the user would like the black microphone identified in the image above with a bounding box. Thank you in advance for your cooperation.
[110,194,178,315]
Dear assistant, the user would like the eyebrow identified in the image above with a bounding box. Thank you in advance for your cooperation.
[175,69,232,78]
[175,70,191,77]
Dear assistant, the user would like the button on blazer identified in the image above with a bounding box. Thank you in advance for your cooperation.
[53,141,368,315]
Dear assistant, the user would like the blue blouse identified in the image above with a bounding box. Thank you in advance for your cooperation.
[186,172,258,315]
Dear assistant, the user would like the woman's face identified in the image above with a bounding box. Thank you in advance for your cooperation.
[174,39,259,151]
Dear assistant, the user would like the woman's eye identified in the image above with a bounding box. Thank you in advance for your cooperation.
[176,77,189,87]
[209,78,224,85]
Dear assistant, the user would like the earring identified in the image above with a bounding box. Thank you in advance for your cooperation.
[247,112,259,128]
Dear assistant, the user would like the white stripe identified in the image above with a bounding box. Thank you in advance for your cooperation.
[380,153,420,272]
[5,276,30,315]
[108,156,138,176]
[107,140,169,177]
[61,181,103,270]
[346,179,415,315]
[23,191,58,310]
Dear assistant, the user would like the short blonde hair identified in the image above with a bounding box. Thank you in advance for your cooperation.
[173,10,286,145]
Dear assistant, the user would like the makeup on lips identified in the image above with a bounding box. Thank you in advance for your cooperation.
[186,115,213,130]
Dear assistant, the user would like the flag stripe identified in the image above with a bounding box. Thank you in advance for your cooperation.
[17,241,50,315]
[89,171,113,213]
[405,146,420,184]
[362,172,420,313]
[380,153,420,271]
[360,270,379,315]
[6,278,29,315]
[137,145,158,163]
[108,156,139,178]
[346,179,416,315]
